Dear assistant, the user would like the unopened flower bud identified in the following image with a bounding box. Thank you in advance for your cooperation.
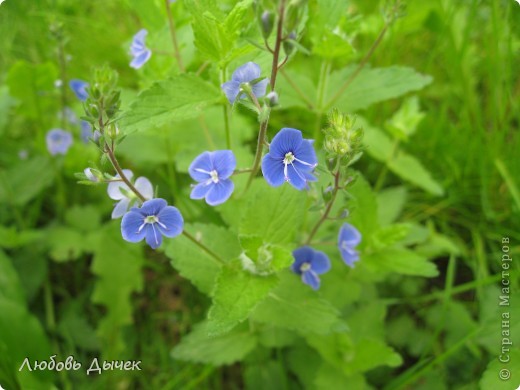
[323,109,363,160]
[84,167,102,182]
[266,91,279,107]
[105,124,120,140]
[261,11,274,39]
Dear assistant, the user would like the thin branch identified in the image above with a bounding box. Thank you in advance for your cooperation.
[305,170,341,245]
[281,68,315,109]
[105,145,146,202]
[182,230,225,265]
[165,0,185,72]
[269,0,287,90]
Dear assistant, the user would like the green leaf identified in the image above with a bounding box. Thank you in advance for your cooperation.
[172,322,257,365]
[163,223,241,294]
[6,61,58,120]
[372,223,411,249]
[46,227,87,262]
[377,186,408,225]
[0,250,24,304]
[251,273,345,335]
[364,247,439,277]
[385,96,425,141]
[240,184,306,244]
[0,156,54,206]
[244,361,287,390]
[328,66,432,111]
[362,119,444,195]
[0,227,42,250]
[0,86,15,135]
[315,364,367,390]
[239,234,294,274]
[120,74,221,133]
[479,349,520,389]
[347,174,379,246]
[207,262,278,336]
[90,222,144,357]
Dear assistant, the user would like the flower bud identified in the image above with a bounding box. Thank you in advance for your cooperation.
[105,124,120,140]
[283,31,297,56]
[84,167,103,182]
[266,91,279,107]
[323,109,363,160]
[260,11,274,39]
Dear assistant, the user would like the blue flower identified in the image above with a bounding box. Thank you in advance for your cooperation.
[107,170,154,219]
[80,120,93,143]
[261,128,318,190]
[130,29,152,69]
[189,150,236,206]
[69,79,89,101]
[291,246,331,290]
[221,62,269,104]
[46,129,73,156]
[121,198,183,249]
[338,223,361,267]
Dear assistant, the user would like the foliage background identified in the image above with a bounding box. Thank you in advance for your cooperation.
[0,0,519,389]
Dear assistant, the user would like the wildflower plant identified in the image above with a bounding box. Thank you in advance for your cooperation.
[4,0,483,388]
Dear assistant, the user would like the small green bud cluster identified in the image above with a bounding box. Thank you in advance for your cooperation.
[81,66,122,143]
[323,108,363,165]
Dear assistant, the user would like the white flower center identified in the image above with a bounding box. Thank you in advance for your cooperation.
[283,152,295,164]
[300,262,311,272]
[210,169,219,183]
[144,215,158,224]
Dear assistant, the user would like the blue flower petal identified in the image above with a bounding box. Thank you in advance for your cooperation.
[286,164,308,190]
[205,179,234,206]
[252,78,269,99]
[232,62,261,83]
[121,210,147,243]
[189,152,213,182]
[46,129,73,156]
[269,128,303,159]
[112,198,131,219]
[190,182,211,200]
[291,246,315,274]
[261,154,285,187]
[211,150,236,179]
[310,250,331,274]
[145,224,163,249]
[157,206,184,238]
[139,198,167,216]
[221,80,241,104]
[340,246,359,267]
[302,270,320,290]
[69,79,89,101]
[339,223,362,246]
[130,49,152,69]
[294,139,318,169]
[303,170,318,182]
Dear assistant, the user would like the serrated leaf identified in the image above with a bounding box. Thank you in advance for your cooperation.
[377,186,408,225]
[251,272,345,335]
[347,174,379,246]
[120,74,221,133]
[163,223,241,295]
[328,66,432,111]
[207,263,278,336]
[385,95,425,140]
[364,247,439,277]
[240,184,306,244]
[172,322,257,365]
[362,119,444,195]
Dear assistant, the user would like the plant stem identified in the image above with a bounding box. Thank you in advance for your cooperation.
[245,117,270,191]
[56,39,68,129]
[269,0,287,90]
[182,230,225,265]
[105,144,146,202]
[220,67,232,149]
[165,0,185,72]
[305,169,341,244]
[324,22,390,110]
[280,68,314,109]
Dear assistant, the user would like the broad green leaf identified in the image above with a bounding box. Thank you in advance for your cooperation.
[90,222,144,357]
[239,234,294,274]
[46,227,87,262]
[207,262,278,336]
[315,364,367,390]
[347,174,379,247]
[377,186,408,225]
[251,273,345,335]
[257,326,298,348]
[372,223,411,249]
[362,119,444,195]
[328,66,432,111]
[172,322,257,365]
[0,227,42,250]
[479,350,520,389]
[6,61,58,120]
[164,223,241,294]
[0,250,24,304]
[364,247,439,277]
[120,74,221,133]
[240,184,306,244]
[244,361,286,390]
[385,96,425,140]
[64,205,101,232]
[0,156,55,206]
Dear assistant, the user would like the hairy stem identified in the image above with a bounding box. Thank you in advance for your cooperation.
[182,230,225,265]
[305,170,341,245]
[245,117,270,191]
[269,0,287,90]
[105,145,146,202]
